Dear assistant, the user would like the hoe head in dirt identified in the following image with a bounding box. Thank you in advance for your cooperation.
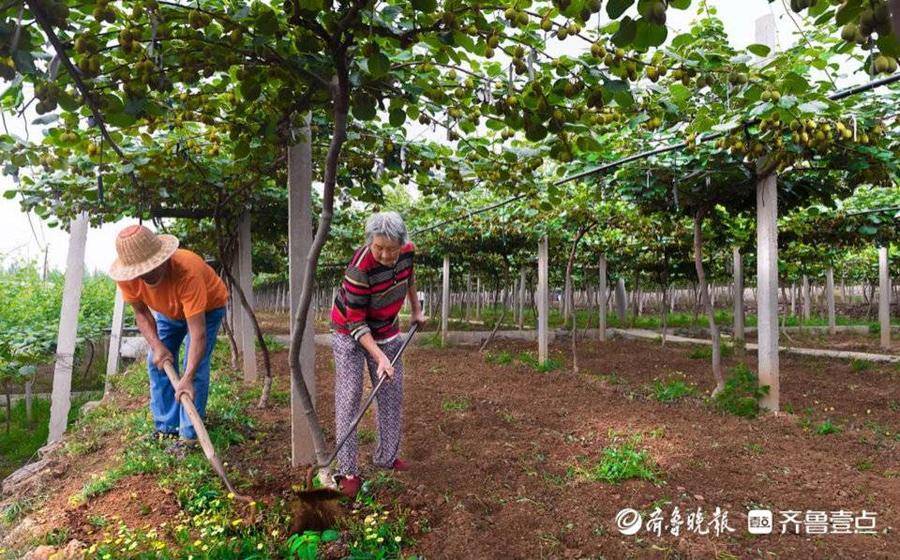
[161,361,252,506]
[290,323,419,532]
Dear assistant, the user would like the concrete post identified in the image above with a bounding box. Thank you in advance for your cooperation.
[518,266,526,329]
[801,274,811,322]
[48,211,88,443]
[441,255,450,345]
[826,266,836,335]
[237,210,257,382]
[880,247,891,350]
[104,288,125,397]
[537,237,549,364]
[757,173,779,412]
[598,256,608,341]
[733,247,744,343]
[288,117,317,466]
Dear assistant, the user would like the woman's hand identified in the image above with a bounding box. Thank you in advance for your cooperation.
[411,310,427,327]
[375,351,395,379]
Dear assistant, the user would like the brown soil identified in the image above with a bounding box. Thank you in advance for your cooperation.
[8,333,899,559]
[745,330,900,356]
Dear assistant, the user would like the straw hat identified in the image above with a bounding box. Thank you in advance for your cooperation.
[108,224,179,281]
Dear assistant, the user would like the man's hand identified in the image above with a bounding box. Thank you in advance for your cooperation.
[375,351,395,379]
[151,344,175,371]
[174,376,196,403]
[411,310,427,327]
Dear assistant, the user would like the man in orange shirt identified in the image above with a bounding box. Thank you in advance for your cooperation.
[108,225,228,453]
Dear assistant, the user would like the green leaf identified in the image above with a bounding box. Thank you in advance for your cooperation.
[3,190,17,199]
[669,0,690,8]
[607,0,635,19]
[298,0,324,9]
[352,93,377,121]
[411,0,436,11]
[747,43,771,57]
[255,7,279,35]
[321,529,340,542]
[234,139,250,159]
[367,52,390,78]
[611,16,637,46]
[389,108,406,127]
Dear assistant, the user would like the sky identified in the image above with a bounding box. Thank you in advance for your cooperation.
[0,1,805,274]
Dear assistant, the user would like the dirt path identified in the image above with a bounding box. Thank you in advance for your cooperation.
[238,336,899,559]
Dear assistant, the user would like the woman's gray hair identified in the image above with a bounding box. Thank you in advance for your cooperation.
[365,211,408,245]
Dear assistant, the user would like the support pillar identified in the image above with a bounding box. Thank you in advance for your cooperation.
[598,256,608,341]
[237,210,257,382]
[733,247,744,343]
[104,288,125,397]
[288,118,316,466]
[826,266,836,335]
[756,173,779,412]
[48,211,88,443]
[537,237,549,364]
[880,246,891,351]
[518,266,526,329]
[441,255,450,345]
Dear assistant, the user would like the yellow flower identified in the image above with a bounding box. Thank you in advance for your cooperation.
[394,536,402,542]
[227,492,235,500]
[257,543,264,550]
[377,537,384,543]
[193,540,202,547]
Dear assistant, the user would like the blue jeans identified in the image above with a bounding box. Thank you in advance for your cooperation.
[147,306,225,439]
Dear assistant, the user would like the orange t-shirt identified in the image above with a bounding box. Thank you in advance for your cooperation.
[117,249,228,319]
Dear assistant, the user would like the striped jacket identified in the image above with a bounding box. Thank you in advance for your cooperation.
[331,242,415,342]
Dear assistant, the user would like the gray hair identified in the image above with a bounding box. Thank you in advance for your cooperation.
[365,211,408,245]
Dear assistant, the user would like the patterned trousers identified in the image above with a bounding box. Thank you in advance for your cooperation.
[332,333,405,476]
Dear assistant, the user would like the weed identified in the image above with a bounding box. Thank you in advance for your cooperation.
[850,359,873,373]
[855,458,874,472]
[517,352,561,372]
[574,435,659,484]
[815,419,841,435]
[1,497,36,525]
[484,350,513,365]
[358,427,377,444]
[712,364,769,418]
[743,442,764,455]
[652,379,696,403]
[441,398,470,412]
[43,527,69,547]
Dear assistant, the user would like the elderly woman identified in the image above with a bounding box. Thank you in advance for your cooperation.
[330,211,426,497]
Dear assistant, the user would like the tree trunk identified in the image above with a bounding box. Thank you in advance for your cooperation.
[480,291,510,353]
[565,226,593,373]
[693,211,725,395]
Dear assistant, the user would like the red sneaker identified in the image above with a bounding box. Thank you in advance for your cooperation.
[388,458,410,471]
[338,475,362,498]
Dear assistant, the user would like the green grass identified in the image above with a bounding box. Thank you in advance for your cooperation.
[711,363,769,418]
[441,397,470,412]
[0,394,95,479]
[484,350,513,365]
[516,352,562,372]
[687,342,733,360]
[651,378,697,403]
[850,359,873,373]
[815,419,842,435]
[574,435,660,484]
